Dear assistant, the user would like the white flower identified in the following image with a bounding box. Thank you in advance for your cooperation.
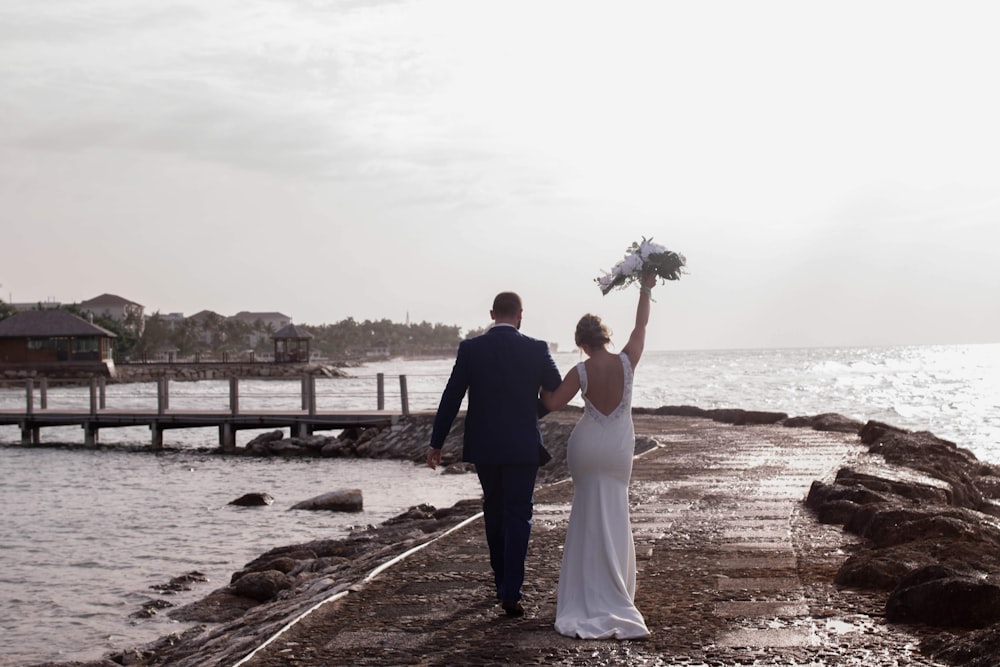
[638,239,666,259]
[621,252,643,275]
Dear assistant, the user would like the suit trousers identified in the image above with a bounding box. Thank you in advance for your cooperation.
[475,462,539,602]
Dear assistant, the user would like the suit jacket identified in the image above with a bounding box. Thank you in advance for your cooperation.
[430,325,562,465]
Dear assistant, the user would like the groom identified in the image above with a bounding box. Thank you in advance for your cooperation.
[427,291,562,617]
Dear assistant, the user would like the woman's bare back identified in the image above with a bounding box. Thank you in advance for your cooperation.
[581,351,628,416]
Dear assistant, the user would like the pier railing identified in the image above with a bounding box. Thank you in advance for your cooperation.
[0,373,445,450]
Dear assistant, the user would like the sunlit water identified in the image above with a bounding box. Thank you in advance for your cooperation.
[1,344,997,665]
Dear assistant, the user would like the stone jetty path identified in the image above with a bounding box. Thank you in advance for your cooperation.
[234,414,944,667]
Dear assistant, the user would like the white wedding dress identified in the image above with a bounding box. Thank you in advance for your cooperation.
[554,352,650,640]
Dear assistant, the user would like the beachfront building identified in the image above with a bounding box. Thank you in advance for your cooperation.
[231,311,292,348]
[79,293,145,334]
[0,310,117,374]
[272,323,314,362]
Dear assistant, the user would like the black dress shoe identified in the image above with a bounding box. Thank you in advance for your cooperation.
[500,599,525,617]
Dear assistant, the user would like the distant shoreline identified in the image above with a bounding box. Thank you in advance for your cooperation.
[0,361,354,387]
[0,356,465,387]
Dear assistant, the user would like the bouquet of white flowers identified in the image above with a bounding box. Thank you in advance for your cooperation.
[595,237,686,296]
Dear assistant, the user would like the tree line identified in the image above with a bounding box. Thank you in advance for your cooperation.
[0,299,469,361]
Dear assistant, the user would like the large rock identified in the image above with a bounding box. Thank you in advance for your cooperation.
[835,549,929,591]
[241,549,319,574]
[290,489,363,512]
[859,421,988,509]
[231,569,292,602]
[923,625,1000,667]
[886,565,1000,628]
[245,430,284,448]
[835,467,952,504]
[706,408,788,425]
[287,435,334,452]
[231,557,300,583]
[844,503,1000,548]
[647,406,787,425]
[784,412,864,433]
[806,479,891,510]
[229,492,274,506]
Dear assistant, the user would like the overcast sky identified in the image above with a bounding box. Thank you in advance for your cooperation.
[2,0,998,351]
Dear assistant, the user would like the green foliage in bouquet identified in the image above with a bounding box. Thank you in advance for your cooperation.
[595,237,686,296]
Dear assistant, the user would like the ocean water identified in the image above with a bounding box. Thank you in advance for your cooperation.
[0,344,998,665]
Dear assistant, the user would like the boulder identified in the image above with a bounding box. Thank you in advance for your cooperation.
[229,492,274,506]
[815,499,864,525]
[237,549,320,581]
[650,405,708,418]
[231,556,300,583]
[288,435,333,451]
[647,406,787,425]
[245,430,284,448]
[886,567,1000,628]
[923,625,1000,667]
[290,489,363,512]
[835,468,951,505]
[858,421,987,509]
[845,504,997,548]
[231,569,292,602]
[783,413,864,433]
[834,534,1000,592]
[835,550,931,591]
[705,408,788,425]
[806,479,892,511]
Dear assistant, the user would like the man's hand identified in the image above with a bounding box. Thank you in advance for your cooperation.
[426,447,442,470]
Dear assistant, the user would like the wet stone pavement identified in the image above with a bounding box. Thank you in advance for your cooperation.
[239,415,946,667]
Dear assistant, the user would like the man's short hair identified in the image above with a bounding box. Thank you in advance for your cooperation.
[492,292,522,317]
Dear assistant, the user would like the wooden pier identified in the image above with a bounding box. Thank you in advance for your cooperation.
[0,374,421,451]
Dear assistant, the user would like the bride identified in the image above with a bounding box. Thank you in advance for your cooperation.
[541,271,654,640]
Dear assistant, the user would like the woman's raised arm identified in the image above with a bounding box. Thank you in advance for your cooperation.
[622,271,655,369]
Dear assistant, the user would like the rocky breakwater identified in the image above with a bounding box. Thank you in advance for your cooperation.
[238,407,620,486]
[807,420,1000,666]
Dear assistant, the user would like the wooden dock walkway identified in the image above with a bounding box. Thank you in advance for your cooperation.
[0,374,423,449]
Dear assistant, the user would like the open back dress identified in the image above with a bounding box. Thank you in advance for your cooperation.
[554,352,650,639]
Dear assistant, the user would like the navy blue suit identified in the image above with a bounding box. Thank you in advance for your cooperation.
[430,325,562,602]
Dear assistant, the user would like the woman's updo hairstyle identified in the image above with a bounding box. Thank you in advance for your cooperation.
[575,314,611,349]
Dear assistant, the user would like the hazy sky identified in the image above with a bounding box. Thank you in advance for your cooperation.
[2,0,998,351]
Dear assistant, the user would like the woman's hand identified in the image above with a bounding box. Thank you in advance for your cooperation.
[641,270,656,291]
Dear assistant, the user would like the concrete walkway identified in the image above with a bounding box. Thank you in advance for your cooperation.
[236,415,945,666]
